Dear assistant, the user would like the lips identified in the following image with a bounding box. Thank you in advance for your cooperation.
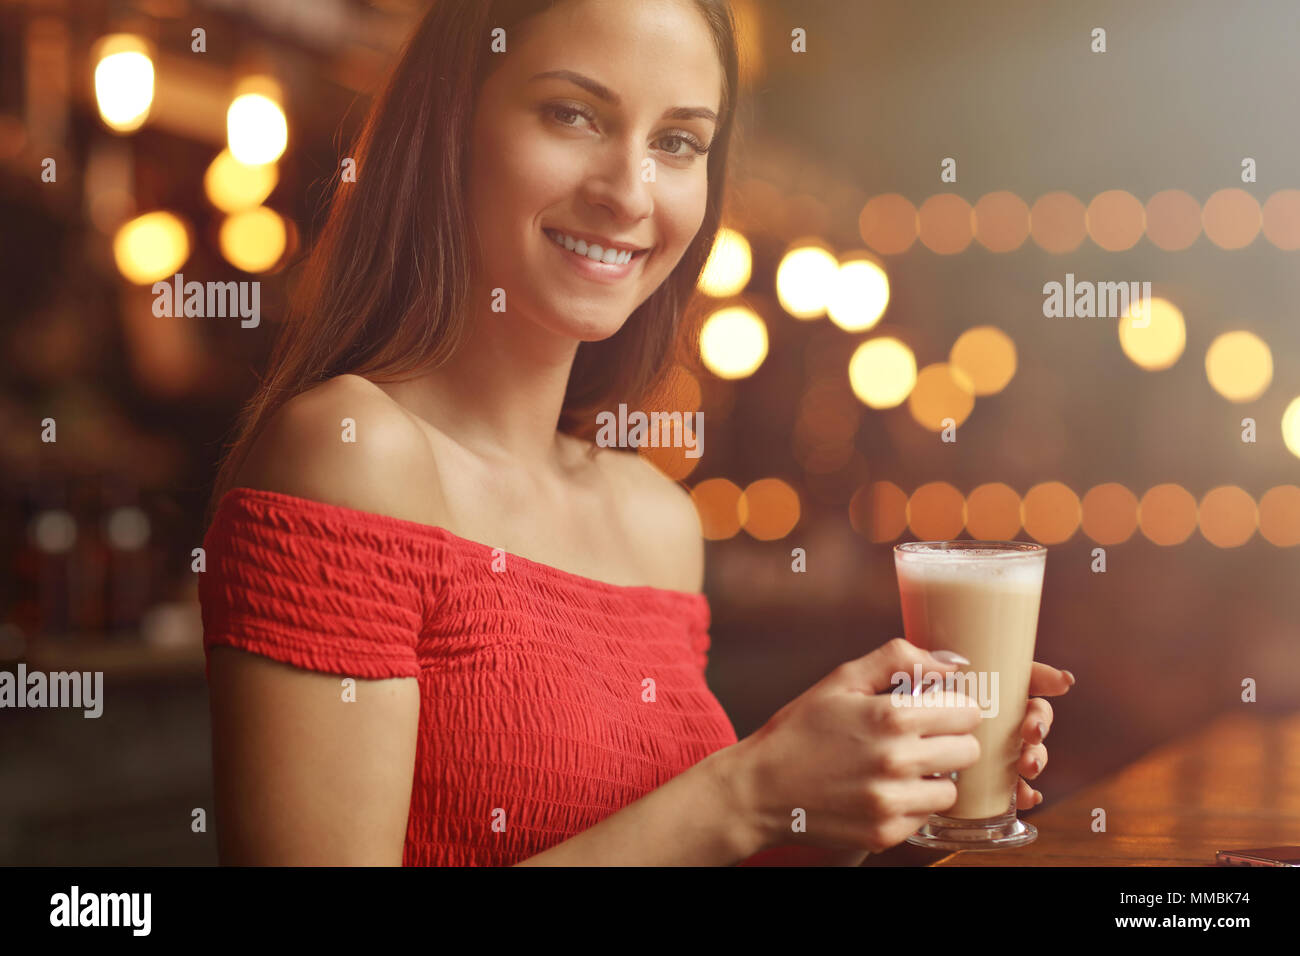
[543,225,647,282]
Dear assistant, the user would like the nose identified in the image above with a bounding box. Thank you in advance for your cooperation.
[579,136,653,224]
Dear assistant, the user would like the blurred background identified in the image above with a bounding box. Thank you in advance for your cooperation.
[1,0,1298,864]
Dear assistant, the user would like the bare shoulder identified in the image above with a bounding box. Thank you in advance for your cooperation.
[233,373,449,524]
[598,447,705,593]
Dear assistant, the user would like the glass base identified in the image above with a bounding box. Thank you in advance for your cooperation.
[905,813,1037,851]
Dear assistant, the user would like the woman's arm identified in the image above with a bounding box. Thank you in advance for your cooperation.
[210,642,776,865]
[208,647,420,865]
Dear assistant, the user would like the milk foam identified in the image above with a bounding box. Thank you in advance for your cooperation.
[895,550,1044,588]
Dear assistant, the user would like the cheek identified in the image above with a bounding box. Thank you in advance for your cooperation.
[655,174,710,265]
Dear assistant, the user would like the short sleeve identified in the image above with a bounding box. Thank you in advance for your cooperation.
[199,488,438,681]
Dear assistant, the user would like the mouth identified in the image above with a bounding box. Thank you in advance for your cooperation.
[543,227,650,281]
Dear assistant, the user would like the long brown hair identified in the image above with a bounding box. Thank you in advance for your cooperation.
[207,0,742,520]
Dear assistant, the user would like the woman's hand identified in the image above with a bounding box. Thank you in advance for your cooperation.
[1014,662,1076,811]
[725,638,984,856]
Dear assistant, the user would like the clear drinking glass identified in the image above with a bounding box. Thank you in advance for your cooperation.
[893,541,1047,850]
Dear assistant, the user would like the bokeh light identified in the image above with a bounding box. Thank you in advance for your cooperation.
[949,326,1017,396]
[1261,189,1300,250]
[917,194,973,254]
[973,191,1029,252]
[698,227,752,297]
[1080,483,1139,545]
[1021,481,1081,544]
[907,482,965,540]
[1202,188,1261,249]
[740,478,801,540]
[1259,485,1300,546]
[964,483,1021,539]
[638,364,703,481]
[112,211,190,284]
[1204,331,1272,402]
[699,306,768,379]
[848,337,917,409]
[849,480,909,542]
[1086,190,1145,251]
[1138,483,1199,545]
[219,206,287,273]
[858,193,917,255]
[1119,296,1185,371]
[907,363,975,431]
[1144,189,1202,251]
[227,85,288,165]
[775,244,838,319]
[204,149,279,214]
[1197,486,1257,548]
[826,256,889,332]
[690,478,745,540]
[1030,191,1087,253]
[93,35,154,133]
[1282,396,1300,459]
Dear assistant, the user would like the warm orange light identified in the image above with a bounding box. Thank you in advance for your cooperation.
[1030,192,1087,254]
[964,483,1022,540]
[858,193,918,255]
[1080,483,1139,545]
[949,326,1017,396]
[1138,484,1198,545]
[906,482,965,541]
[1259,485,1300,546]
[907,363,975,431]
[973,191,1030,252]
[1086,190,1146,251]
[1261,189,1300,250]
[850,481,909,542]
[1202,188,1261,250]
[689,478,745,540]
[1144,189,1202,251]
[740,478,801,540]
[917,194,973,254]
[1021,481,1081,544]
[1197,486,1257,548]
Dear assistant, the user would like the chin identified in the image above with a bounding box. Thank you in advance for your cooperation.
[538,303,633,343]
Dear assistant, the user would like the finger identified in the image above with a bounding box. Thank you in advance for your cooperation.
[1018,742,1048,779]
[903,732,982,778]
[1016,777,1042,810]
[1028,661,1074,697]
[873,777,959,819]
[874,689,983,737]
[1020,697,1054,744]
[847,637,972,697]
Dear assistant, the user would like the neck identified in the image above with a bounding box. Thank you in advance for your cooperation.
[385,301,584,473]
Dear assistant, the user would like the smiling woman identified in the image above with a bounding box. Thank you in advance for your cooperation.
[200,0,763,867]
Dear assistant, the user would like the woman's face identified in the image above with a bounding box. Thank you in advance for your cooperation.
[466,0,724,342]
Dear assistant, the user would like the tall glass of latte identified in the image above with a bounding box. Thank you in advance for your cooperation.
[893,541,1047,849]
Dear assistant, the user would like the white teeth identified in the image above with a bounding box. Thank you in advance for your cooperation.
[547,229,634,265]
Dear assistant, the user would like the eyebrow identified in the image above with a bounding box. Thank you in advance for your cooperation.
[529,69,718,126]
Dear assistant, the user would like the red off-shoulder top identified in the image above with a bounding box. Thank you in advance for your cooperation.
[199,486,742,866]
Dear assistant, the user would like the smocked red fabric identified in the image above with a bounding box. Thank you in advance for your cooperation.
[199,486,742,866]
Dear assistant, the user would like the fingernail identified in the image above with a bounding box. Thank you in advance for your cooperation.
[1035,790,1044,805]
[1028,756,1040,774]
[1062,669,1076,686]
[1036,721,1047,742]
[930,650,971,666]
